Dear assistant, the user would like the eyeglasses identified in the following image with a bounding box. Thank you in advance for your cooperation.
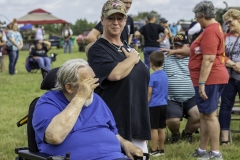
[225,19,233,26]
[105,17,127,22]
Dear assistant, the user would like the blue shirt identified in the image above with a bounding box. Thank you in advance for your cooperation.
[170,25,178,36]
[149,70,168,107]
[32,90,125,160]
[7,30,22,51]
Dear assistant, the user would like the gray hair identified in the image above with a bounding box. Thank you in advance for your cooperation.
[193,1,215,20]
[55,59,88,91]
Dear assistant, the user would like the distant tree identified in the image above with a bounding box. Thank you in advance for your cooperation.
[72,19,97,35]
[215,1,228,25]
[130,10,161,24]
[43,19,97,36]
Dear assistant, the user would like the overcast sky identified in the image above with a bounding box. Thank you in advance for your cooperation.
[0,0,239,24]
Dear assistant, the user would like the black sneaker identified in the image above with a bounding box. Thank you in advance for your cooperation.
[182,130,193,143]
[149,149,160,157]
[158,149,165,156]
[171,134,180,144]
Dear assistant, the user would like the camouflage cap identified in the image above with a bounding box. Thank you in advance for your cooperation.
[102,0,127,17]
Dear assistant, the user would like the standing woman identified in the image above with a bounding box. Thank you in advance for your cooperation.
[88,0,151,153]
[219,9,240,145]
[7,19,23,75]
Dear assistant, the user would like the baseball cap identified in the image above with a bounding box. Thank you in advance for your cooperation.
[159,18,168,23]
[147,13,156,21]
[173,34,189,46]
[102,0,127,17]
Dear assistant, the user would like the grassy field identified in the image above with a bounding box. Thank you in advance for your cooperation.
[0,45,240,160]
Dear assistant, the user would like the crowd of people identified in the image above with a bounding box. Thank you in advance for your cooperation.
[1,0,240,159]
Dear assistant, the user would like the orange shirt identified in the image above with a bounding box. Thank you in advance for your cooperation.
[189,23,229,87]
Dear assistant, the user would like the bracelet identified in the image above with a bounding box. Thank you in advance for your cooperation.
[199,81,205,85]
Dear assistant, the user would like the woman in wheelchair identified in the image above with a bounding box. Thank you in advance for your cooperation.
[32,59,143,160]
[30,40,51,71]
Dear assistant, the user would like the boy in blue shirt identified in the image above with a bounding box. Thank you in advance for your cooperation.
[148,51,168,157]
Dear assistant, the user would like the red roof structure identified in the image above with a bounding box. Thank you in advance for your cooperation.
[17,8,67,24]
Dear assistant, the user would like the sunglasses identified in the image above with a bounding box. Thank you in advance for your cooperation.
[225,19,233,26]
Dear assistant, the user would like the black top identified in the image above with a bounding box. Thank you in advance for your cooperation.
[88,38,151,141]
[139,23,165,47]
[94,16,134,43]
[30,45,49,57]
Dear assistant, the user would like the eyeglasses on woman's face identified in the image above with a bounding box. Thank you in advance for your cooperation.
[225,19,233,26]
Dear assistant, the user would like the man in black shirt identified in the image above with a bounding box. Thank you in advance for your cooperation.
[86,0,134,45]
[135,13,168,69]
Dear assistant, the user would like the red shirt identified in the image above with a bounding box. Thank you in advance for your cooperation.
[189,23,229,86]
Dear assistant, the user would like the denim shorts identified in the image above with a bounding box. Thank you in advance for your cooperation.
[195,84,226,114]
[166,97,196,119]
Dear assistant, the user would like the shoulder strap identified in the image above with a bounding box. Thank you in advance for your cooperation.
[229,35,240,60]
[228,35,240,77]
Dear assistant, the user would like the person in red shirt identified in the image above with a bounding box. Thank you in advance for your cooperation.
[161,1,240,159]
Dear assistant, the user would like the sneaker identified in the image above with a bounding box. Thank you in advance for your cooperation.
[158,149,165,156]
[171,134,180,144]
[191,149,208,157]
[200,151,223,160]
[182,130,193,143]
[149,149,160,157]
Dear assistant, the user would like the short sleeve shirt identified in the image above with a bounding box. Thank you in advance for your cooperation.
[225,33,240,80]
[30,45,49,57]
[7,31,22,51]
[189,23,229,86]
[88,38,151,141]
[139,23,165,47]
[33,91,124,160]
[149,70,168,107]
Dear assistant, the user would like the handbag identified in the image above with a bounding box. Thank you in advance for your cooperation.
[5,45,13,51]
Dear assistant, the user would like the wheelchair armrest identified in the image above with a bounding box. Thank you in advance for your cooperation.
[15,148,70,160]
[133,153,149,160]
[16,149,51,160]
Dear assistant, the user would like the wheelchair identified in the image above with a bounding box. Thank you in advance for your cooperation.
[15,68,149,160]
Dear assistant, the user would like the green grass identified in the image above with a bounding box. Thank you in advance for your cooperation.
[0,45,240,160]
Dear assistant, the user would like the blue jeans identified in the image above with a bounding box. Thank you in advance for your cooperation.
[219,78,240,130]
[64,39,72,53]
[143,46,160,69]
[35,57,51,71]
[8,50,19,75]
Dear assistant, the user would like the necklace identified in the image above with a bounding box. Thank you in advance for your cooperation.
[101,36,123,52]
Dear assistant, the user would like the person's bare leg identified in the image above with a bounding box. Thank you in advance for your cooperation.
[158,128,165,150]
[199,113,210,150]
[151,129,158,151]
[220,130,229,143]
[205,110,220,151]
[184,106,200,133]
[166,118,181,134]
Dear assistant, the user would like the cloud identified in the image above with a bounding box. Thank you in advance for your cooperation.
[0,0,239,24]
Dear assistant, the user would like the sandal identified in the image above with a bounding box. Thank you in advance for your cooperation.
[221,141,229,145]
